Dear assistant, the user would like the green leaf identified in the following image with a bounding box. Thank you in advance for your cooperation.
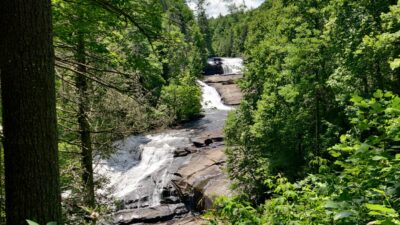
[369,211,385,216]
[26,220,40,225]
[371,188,386,196]
[384,92,394,98]
[46,222,57,225]
[366,204,396,215]
[374,90,384,99]
[351,95,363,103]
[390,58,400,70]
[380,219,398,225]
[330,151,341,157]
[334,211,353,221]
[372,156,386,161]
[325,200,339,209]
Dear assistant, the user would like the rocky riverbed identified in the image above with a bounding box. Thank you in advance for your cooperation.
[159,75,242,225]
[98,73,243,225]
[204,75,243,105]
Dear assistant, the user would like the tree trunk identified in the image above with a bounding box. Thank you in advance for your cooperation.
[0,0,62,224]
[75,33,96,209]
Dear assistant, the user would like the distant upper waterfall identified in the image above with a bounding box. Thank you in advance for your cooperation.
[206,57,244,75]
[220,58,244,75]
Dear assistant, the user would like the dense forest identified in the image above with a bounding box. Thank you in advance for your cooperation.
[209,0,400,224]
[0,0,400,224]
[1,0,208,224]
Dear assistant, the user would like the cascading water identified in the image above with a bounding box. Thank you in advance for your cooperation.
[197,80,232,111]
[95,80,233,218]
[96,132,191,208]
[205,57,244,75]
[220,57,243,75]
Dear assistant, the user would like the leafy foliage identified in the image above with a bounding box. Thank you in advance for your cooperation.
[213,92,400,224]
[222,0,400,199]
[209,7,249,57]
[209,0,400,224]
[158,76,202,122]
[51,0,207,223]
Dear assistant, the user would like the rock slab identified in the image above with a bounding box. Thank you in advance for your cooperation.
[204,75,243,105]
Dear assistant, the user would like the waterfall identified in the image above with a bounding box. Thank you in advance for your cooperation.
[96,132,191,208]
[95,80,232,209]
[197,80,232,111]
[221,57,243,75]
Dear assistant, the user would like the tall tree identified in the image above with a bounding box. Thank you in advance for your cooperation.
[196,0,214,56]
[0,0,62,224]
[75,32,96,209]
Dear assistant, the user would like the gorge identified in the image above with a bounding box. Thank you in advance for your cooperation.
[96,58,244,224]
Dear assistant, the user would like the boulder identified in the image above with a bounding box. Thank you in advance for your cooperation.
[174,147,232,211]
[113,204,188,224]
[173,148,191,158]
[209,83,242,106]
[204,138,213,146]
[203,74,243,106]
[204,74,243,83]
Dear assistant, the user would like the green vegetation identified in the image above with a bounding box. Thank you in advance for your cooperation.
[53,0,207,223]
[1,0,399,224]
[1,0,207,224]
[213,92,400,224]
[159,75,202,122]
[209,4,249,57]
[209,0,400,224]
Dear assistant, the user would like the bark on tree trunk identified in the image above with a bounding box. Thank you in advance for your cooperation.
[0,0,62,224]
[75,33,96,209]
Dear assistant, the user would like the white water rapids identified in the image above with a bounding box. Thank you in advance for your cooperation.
[206,57,244,75]
[197,80,232,111]
[96,132,190,206]
[95,80,233,209]
[220,57,244,75]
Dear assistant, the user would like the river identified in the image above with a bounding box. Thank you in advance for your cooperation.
[95,58,243,224]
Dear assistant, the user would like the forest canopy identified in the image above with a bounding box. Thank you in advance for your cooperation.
[209,0,400,224]
[1,0,208,224]
[1,0,400,224]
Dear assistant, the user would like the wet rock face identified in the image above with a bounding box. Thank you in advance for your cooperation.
[204,63,224,75]
[204,75,243,106]
[171,131,233,212]
[113,203,188,225]
[106,74,243,225]
[204,74,242,84]
[173,148,194,158]
[111,140,229,224]
[111,179,189,224]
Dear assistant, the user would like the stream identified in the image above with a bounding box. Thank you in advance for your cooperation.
[95,58,243,224]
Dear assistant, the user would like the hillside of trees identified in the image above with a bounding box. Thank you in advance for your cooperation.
[0,0,209,224]
[1,0,400,224]
[208,0,400,224]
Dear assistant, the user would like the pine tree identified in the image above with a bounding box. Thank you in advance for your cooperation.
[0,0,62,224]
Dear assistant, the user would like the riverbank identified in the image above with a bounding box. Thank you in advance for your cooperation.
[157,74,243,225]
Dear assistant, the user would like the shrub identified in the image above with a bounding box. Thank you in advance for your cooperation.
[211,91,400,225]
[159,80,201,122]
